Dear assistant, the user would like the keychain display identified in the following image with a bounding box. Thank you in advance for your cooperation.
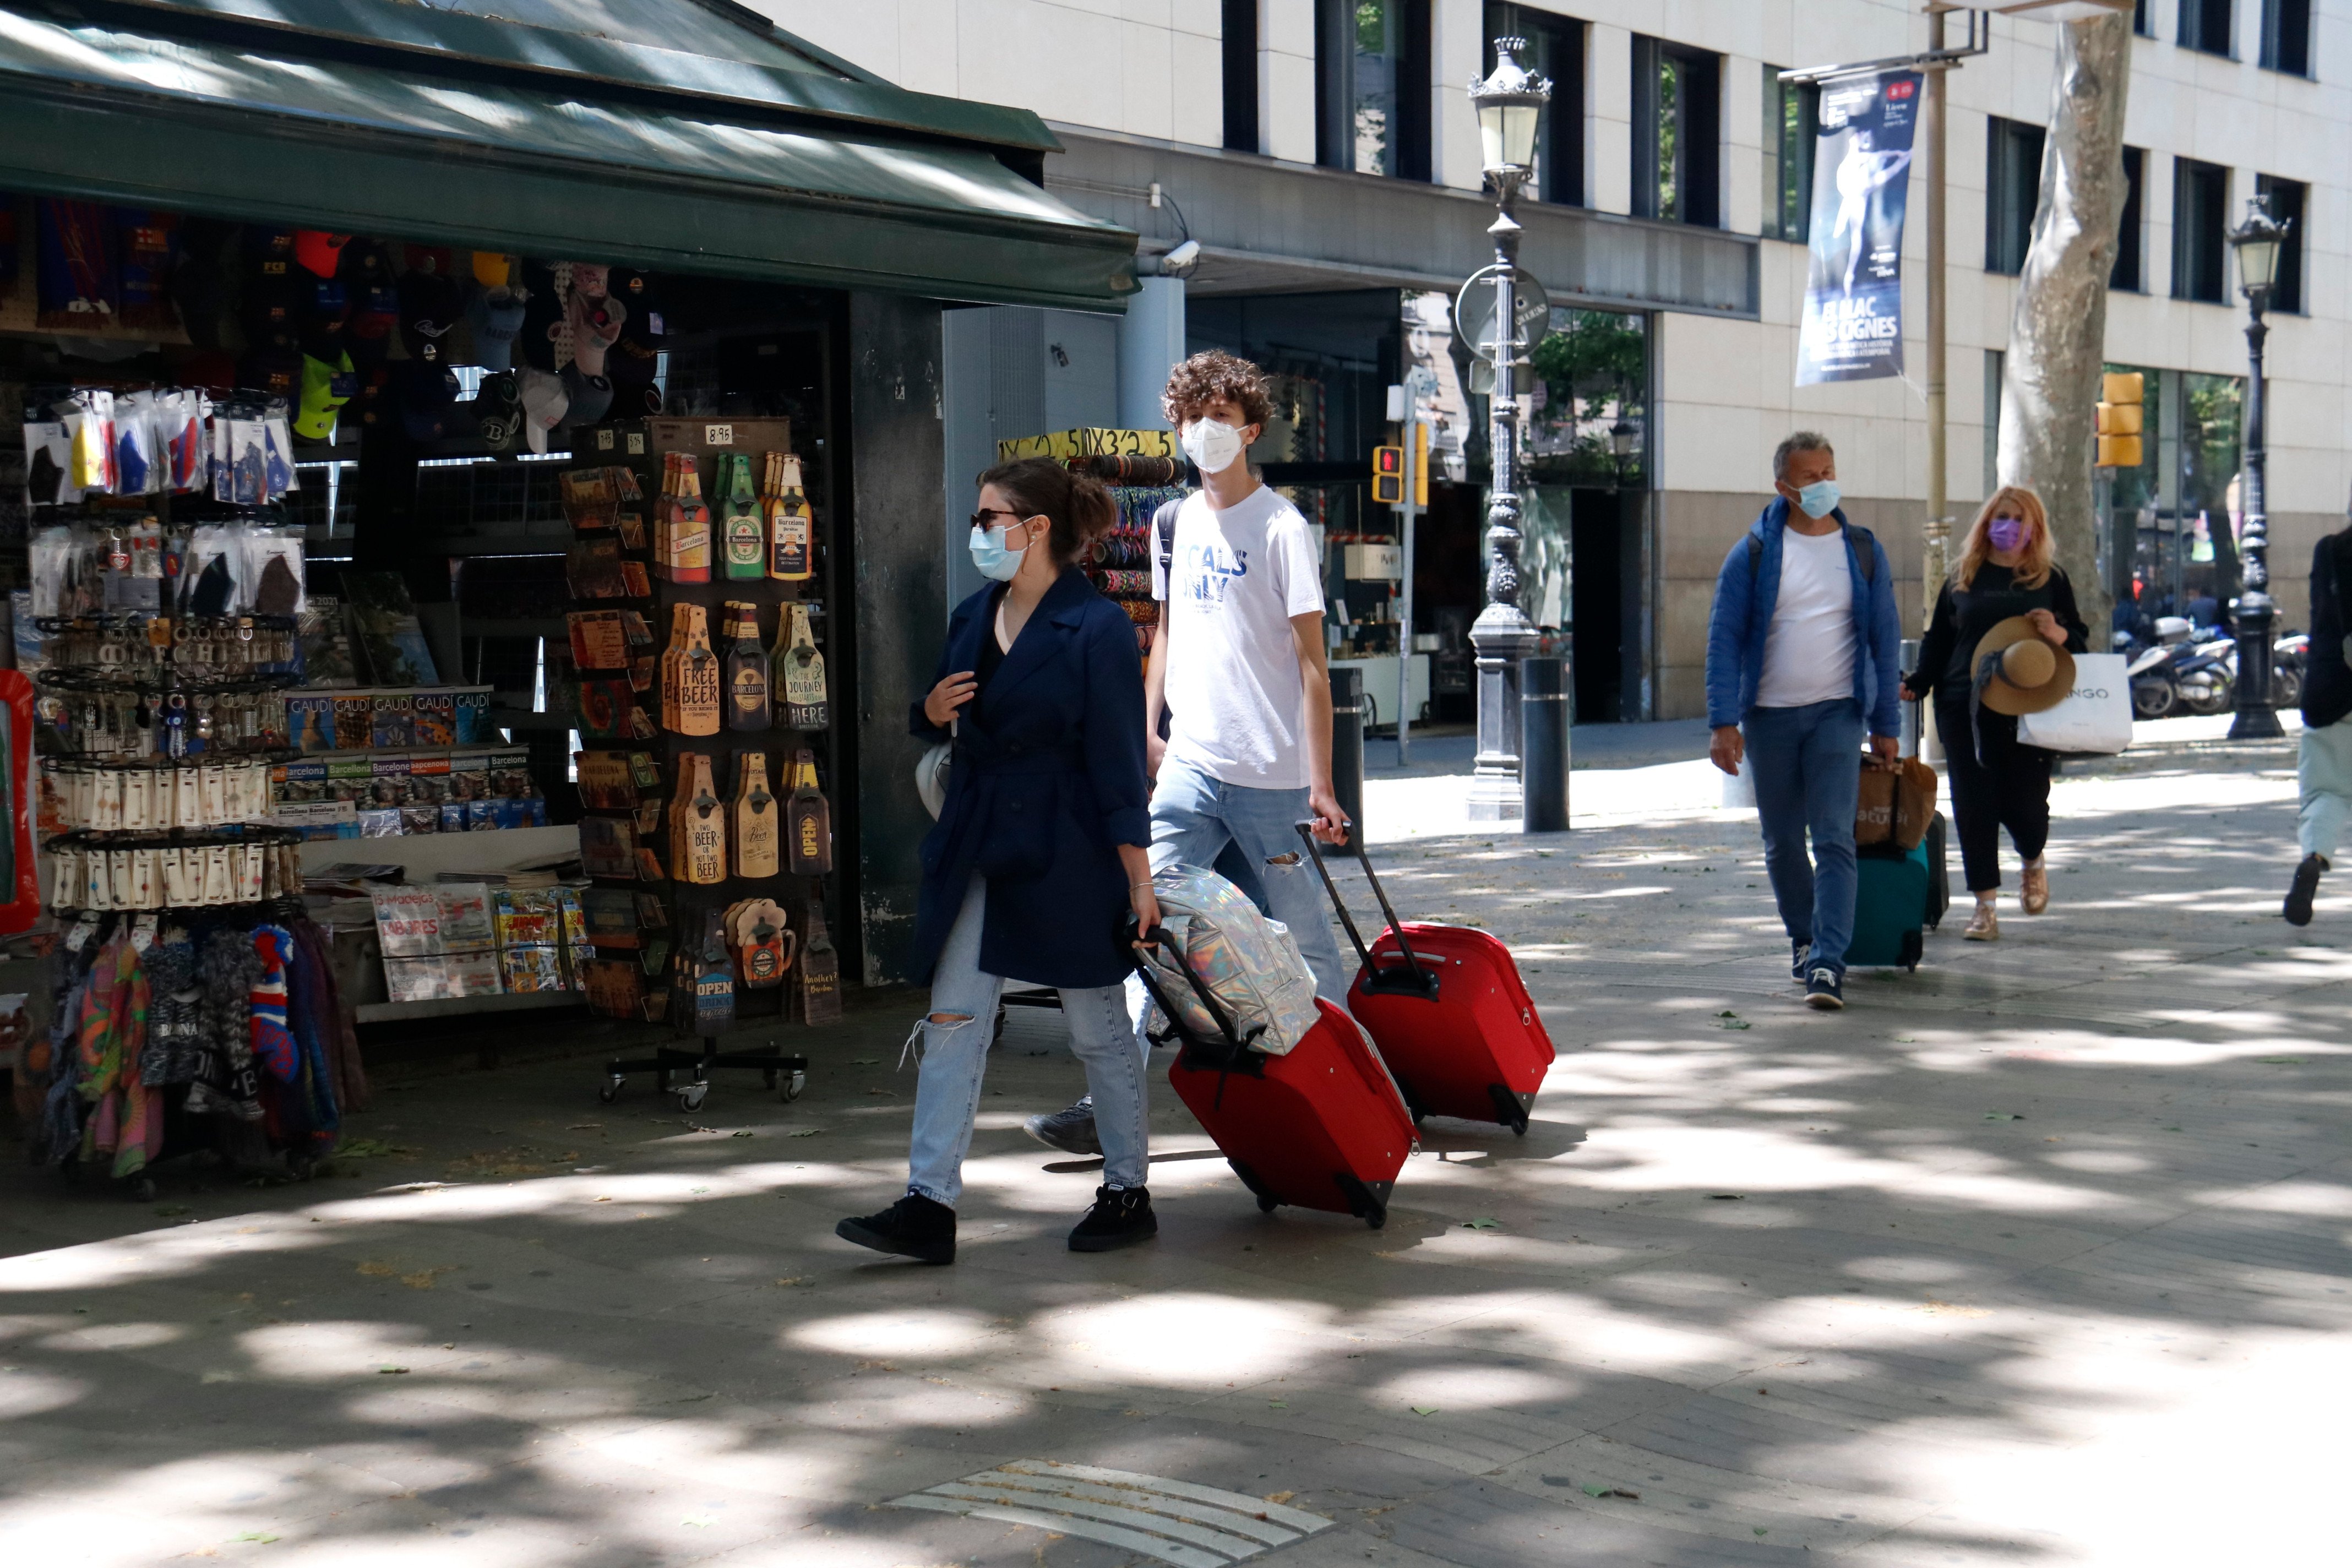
[44,833,301,913]
[46,757,275,829]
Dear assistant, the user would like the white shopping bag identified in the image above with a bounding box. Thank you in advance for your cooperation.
[2016,653,2133,754]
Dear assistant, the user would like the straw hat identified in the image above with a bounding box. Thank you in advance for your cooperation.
[1972,616,2076,716]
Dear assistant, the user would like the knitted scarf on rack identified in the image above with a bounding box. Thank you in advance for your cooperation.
[77,934,157,1178]
[250,926,296,1084]
[280,921,343,1147]
[37,959,97,1166]
[291,919,368,1117]
[141,937,205,1087]
[186,928,264,1122]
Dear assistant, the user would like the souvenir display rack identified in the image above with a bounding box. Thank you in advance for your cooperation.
[559,416,839,1110]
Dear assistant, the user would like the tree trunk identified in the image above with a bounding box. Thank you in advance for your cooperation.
[1998,14,2133,649]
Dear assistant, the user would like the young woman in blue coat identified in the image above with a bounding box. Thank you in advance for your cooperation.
[836,458,1159,1265]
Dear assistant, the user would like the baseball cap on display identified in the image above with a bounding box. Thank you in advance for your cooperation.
[244,227,297,278]
[293,230,350,280]
[397,268,462,367]
[516,364,569,454]
[242,346,302,401]
[475,371,523,454]
[560,362,613,431]
[517,263,563,373]
[606,268,667,415]
[295,351,358,441]
[465,283,529,373]
[566,285,625,377]
[471,251,513,288]
[404,243,457,280]
[340,239,399,361]
[398,360,463,442]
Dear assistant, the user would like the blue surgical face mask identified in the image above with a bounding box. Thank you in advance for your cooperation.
[1795,479,1841,520]
[968,521,1027,581]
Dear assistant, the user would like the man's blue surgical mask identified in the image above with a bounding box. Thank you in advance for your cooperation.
[968,521,1027,581]
[1795,479,1841,519]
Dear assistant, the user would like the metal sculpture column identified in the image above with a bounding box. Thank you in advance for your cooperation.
[1464,37,1551,823]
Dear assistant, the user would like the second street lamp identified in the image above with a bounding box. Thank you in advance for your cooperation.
[1463,37,1550,823]
[2227,193,2291,741]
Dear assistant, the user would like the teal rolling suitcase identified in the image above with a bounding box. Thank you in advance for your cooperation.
[1847,811,1945,971]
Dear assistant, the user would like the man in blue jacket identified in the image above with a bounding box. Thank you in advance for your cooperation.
[1705,432,1903,1009]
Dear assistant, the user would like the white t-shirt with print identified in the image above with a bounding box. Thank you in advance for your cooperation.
[1755,524,1857,709]
[1153,484,1327,788]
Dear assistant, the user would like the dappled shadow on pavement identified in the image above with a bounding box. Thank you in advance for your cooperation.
[0,759,2342,1566]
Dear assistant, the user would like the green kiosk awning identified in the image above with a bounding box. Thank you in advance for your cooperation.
[0,0,1137,310]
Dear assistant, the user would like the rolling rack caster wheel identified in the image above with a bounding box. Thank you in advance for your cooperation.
[676,1081,709,1113]
[597,1075,624,1104]
[1255,1193,1278,1213]
[780,1070,807,1103]
[130,1176,158,1204]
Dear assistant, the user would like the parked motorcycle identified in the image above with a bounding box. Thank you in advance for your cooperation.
[2274,632,2308,710]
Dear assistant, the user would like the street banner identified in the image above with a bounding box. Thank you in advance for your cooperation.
[1795,68,1921,386]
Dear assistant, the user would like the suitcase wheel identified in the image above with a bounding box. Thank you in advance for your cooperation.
[1336,1173,1387,1231]
[1487,1084,1532,1137]
[1898,929,1924,972]
[1256,1193,1279,1213]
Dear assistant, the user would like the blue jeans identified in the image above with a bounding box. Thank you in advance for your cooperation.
[907,875,1147,1206]
[1744,698,1864,977]
[1126,756,1353,1053]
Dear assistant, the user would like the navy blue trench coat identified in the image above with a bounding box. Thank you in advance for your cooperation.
[909,568,1150,990]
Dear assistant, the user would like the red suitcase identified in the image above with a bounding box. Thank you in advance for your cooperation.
[1137,928,1414,1229]
[1296,824,1556,1135]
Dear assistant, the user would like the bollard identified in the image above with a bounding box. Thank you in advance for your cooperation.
[1329,665,1365,838]
[1520,655,1570,833]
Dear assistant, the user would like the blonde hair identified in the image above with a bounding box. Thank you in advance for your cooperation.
[1954,485,2054,590]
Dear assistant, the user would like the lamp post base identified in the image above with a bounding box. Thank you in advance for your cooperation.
[2229,604,2284,741]
[1467,605,1539,823]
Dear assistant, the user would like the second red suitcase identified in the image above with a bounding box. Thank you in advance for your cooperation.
[1139,928,1414,1229]
[1297,824,1556,1134]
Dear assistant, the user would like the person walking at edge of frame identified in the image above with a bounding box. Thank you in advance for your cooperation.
[834,458,1159,1265]
[2285,503,2352,925]
[1020,350,1352,1158]
[1903,486,2089,941]
[1705,431,1903,1011]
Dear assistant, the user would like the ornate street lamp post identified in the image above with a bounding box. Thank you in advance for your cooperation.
[1464,38,1550,822]
[2227,193,2290,741]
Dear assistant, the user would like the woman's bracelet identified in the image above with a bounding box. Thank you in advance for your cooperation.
[1131,880,1155,891]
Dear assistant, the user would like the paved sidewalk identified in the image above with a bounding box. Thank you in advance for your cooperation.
[2,727,2344,1567]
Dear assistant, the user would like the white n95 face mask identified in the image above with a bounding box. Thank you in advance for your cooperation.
[1180,418,1245,475]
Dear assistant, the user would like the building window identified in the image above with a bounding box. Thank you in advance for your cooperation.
[2172,156,2230,302]
[1317,0,1431,179]
[2113,145,2145,291]
[1984,117,2045,275]
[1223,0,1259,153]
[2255,174,2307,311]
[1761,66,1819,241]
[2134,0,2153,36]
[1631,35,1721,227]
[2261,0,2311,75]
[1484,6,1585,205]
[2179,0,2235,56]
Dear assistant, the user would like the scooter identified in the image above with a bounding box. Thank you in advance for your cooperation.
[2126,638,2179,718]
[2174,636,2237,715]
[2274,632,2308,710]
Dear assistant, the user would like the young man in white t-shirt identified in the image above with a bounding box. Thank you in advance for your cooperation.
[1025,351,1351,1156]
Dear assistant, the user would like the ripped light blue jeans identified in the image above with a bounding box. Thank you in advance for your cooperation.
[906,875,1147,1207]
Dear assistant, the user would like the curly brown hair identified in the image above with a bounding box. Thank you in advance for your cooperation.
[1162,350,1273,428]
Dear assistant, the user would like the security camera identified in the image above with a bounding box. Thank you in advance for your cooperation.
[1158,240,1202,278]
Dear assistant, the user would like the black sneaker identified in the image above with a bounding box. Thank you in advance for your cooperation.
[1804,967,1845,1011]
[836,1192,956,1265]
[1069,1186,1158,1253]
[1023,1095,1102,1157]
[1790,939,1811,982]
[2285,853,2326,927]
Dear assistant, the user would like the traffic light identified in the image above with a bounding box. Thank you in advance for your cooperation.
[1372,445,1403,504]
[2097,371,2143,470]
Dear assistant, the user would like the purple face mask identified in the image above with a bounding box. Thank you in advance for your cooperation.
[1987,518,2028,554]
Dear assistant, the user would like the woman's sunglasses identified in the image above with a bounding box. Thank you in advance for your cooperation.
[971,507,1033,530]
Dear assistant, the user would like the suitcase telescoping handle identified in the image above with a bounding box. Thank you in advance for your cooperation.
[1292,821,1439,999]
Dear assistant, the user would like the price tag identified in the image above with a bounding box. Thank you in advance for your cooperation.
[596,428,615,450]
[705,423,734,447]
[626,432,646,455]
[64,914,99,953]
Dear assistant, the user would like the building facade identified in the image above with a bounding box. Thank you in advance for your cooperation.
[761,0,2348,722]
